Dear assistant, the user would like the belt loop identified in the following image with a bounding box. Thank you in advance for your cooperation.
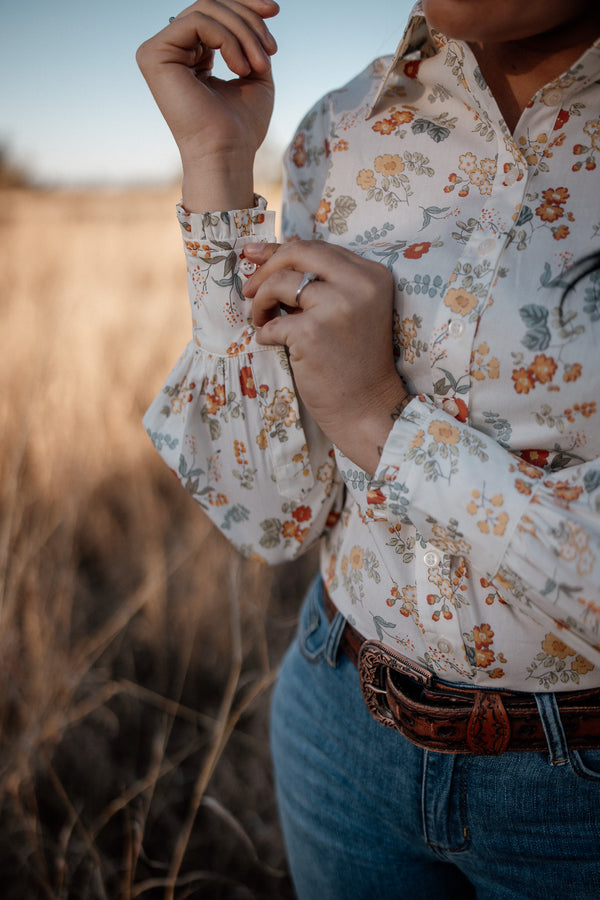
[535,693,569,766]
[324,611,347,667]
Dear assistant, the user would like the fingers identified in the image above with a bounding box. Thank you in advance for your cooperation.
[250,269,324,327]
[243,240,346,296]
[138,0,278,79]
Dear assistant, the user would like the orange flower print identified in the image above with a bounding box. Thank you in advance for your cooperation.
[537,203,564,223]
[543,187,569,204]
[563,363,582,382]
[529,354,557,384]
[467,489,508,536]
[239,366,257,398]
[372,117,397,135]
[512,367,536,394]
[292,505,312,523]
[428,420,460,445]
[356,169,376,190]
[410,429,425,450]
[206,384,226,415]
[404,241,432,259]
[396,315,418,363]
[392,109,415,125]
[264,388,297,428]
[572,655,594,675]
[474,623,494,646]
[515,479,532,495]
[282,520,298,539]
[315,199,331,223]
[256,429,268,450]
[291,133,307,168]
[374,154,405,175]
[349,546,364,570]
[443,287,478,316]
[535,186,569,223]
[541,633,575,660]
[552,481,584,504]
[552,224,570,240]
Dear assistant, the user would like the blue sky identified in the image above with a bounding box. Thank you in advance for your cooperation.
[0,0,414,186]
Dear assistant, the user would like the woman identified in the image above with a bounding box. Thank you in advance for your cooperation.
[137,2,600,896]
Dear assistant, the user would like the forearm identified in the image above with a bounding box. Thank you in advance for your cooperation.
[180,146,255,213]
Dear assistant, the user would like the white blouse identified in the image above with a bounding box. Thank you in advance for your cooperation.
[144,4,600,691]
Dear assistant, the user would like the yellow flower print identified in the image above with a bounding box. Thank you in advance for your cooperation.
[583,119,600,152]
[410,429,425,450]
[315,199,331,223]
[263,387,297,428]
[428,420,460,445]
[480,158,496,176]
[397,316,418,363]
[459,152,477,174]
[563,363,583,383]
[349,545,364,570]
[443,287,478,317]
[467,488,509,536]
[374,154,405,176]
[256,428,268,450]
[471,342,500,381]
[541,633,575,660]
[529,353,558,385]
[573,655,594,675]
[356,169,376,190]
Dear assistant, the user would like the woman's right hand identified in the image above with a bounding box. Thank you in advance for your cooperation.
[136,0,279,211]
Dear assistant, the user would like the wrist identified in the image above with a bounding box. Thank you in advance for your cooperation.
[181,147,255,213]
[332,375,411,476]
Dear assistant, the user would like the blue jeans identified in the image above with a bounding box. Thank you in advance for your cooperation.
[270,577,600,899]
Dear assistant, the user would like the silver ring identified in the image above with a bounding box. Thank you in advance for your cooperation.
[169,16,176,23]
[295,272,319,307]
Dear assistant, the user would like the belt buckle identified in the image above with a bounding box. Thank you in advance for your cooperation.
[358,640,433,729]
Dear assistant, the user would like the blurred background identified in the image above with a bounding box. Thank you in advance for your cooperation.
[0,1,412,897]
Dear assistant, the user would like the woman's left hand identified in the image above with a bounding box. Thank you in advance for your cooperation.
[242,240,412,474]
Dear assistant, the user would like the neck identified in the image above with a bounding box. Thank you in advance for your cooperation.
[469,18,600,132]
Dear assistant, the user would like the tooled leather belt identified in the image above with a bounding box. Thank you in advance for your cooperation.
[323,587,600,756]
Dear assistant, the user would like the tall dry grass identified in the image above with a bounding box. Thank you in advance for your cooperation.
[0,185,313,898]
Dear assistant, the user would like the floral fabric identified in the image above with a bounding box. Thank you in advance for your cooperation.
[144,3,600,690]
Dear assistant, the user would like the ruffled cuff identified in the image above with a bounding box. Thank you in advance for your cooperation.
[177,196,277,356]
[146,196,317,500]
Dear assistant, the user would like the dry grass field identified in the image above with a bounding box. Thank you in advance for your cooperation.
[0,184,313,898]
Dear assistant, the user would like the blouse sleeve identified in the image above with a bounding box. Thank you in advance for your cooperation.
[143,197,343,563]
[366,394,600,652]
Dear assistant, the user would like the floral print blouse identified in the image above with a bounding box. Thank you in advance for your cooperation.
[144,3,600,691]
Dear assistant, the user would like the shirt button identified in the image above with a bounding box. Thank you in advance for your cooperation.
[541,85,562,107]
[449,319,465,338]
[424,550,441,567]
[437,638,453,655]
[239,258,257,276]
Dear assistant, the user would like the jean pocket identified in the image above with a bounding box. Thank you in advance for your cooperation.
[569,749,600,782]
[297,578,343,666]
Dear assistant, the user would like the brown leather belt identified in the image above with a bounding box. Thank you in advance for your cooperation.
[323,588,600,755]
